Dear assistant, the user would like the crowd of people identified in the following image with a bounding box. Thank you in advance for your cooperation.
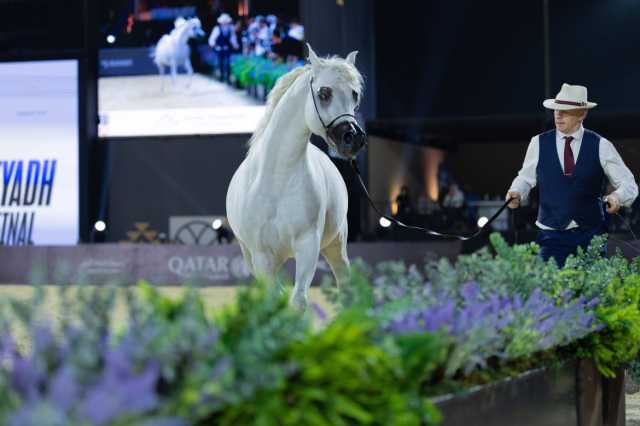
[392,183,493,236]
[207,12,305,82]
[387,180,640,242]
[101,3,305,82]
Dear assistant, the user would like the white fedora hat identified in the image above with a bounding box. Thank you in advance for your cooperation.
[217,13,232,24]
[543,83,597,110]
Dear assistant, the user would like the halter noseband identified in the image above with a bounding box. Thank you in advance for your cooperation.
[309,77,359,130]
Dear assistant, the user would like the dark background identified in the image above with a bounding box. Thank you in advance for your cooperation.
[2,0,639,242]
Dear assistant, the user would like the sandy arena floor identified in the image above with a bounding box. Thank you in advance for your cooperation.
[629,392,640,425]
[99,73,262,111]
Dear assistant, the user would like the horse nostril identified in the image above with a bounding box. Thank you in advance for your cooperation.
[353,135,366,151]
[343,131,355,144]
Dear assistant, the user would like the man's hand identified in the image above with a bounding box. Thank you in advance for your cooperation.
[506,191,521,209]
[603,193,621,214]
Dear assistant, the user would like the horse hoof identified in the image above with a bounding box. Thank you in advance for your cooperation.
[290,294,308,311]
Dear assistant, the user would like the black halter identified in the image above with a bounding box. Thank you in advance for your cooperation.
[309,77,361,131]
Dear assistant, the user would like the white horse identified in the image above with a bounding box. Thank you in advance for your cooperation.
[226,45,367,309]
[152,17,205,89]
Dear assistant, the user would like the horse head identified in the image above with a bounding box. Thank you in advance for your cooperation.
[174,17,205,41]
[188,17,206,37]
[305,44,367,160]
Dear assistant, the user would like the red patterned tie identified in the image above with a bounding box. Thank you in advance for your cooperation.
[563,136,575,176]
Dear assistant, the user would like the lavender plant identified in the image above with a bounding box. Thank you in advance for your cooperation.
[0,283,229,426]
[383,282,598,376]
[324,233,633,380]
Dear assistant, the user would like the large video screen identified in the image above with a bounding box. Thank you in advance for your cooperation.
[98,0,304,137]
[0,60,79,245]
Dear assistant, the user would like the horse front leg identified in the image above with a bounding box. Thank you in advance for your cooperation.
[184,59,194,88]
[170,59,178,87]
[291,232,321,310]
[157,64,166,92]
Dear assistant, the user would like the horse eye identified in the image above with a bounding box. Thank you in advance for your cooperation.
[318,87,332,102]
[352,90,359,103]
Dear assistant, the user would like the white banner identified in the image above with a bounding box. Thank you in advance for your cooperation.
[99,105,265,137]
[0,60,79,245]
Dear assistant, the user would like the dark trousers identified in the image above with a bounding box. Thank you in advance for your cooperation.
[217,50,231,82]
[537,226,606,268]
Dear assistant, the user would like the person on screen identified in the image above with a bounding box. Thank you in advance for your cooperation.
[282,22,305,62]
[208,13,239,83]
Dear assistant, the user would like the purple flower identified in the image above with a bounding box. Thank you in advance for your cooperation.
[0,334,16,361]
[31,324,55,353]
[535,317,557,335]
[11,356,41,400]
[8,402,68,426]
[382,279,599,374]
[211,356,232,381]
[80,389,121,425]
[48,366,80,411]
[310,303,327,322]
[150,418,188,426]
[460,282,480,301]
[79,360,160,425]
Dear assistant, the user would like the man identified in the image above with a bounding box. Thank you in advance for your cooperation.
[506,83,638,267]
[395,185,415,220]
[208,13,239,82]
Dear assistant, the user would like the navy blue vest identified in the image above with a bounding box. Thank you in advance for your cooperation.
[537,128,605,229]
[215,26,233,51]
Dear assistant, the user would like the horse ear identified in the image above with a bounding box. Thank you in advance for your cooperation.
[345,50,358,66]
[306,44,321,74]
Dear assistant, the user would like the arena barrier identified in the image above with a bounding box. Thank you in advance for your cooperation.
[0,241,462,286]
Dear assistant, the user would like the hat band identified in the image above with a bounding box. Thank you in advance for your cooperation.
[555,99,587,107]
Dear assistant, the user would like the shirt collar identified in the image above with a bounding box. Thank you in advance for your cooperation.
[557,125,584,142]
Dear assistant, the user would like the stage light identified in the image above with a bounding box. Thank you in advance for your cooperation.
[106,35,116,44]
[477,216,489,228]
[379,217,392,228]
[212,219,223,230]
[94,220,107,232]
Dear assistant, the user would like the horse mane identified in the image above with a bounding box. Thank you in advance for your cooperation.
[247,65,310,154]
[247,56,364,155]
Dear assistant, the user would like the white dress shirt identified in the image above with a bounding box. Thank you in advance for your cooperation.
[509,125,638,230]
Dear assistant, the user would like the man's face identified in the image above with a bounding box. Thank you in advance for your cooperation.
[554,109,587,134]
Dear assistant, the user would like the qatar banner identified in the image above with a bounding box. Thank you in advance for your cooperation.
[0,241,462,286]
[0,60,79,245]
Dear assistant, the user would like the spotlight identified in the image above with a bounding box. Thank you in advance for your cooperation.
[94,220,107,232]
[477,216,489,228]
[379,217,392,228]
[106,35,116,44]
[212,219,223,230]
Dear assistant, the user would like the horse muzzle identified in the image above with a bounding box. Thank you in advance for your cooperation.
[328,121,367,159]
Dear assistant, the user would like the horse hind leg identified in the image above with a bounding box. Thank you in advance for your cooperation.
[321,227,351,291]
[237,240,255,276]
[250,250,285,288]
[170,59,178,87]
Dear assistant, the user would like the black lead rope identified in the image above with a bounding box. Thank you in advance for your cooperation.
[350,159,640,250]
[349,160,513,241]
[609,211,640,255]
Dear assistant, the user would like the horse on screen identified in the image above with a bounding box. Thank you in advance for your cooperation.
[152,17,205,89]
